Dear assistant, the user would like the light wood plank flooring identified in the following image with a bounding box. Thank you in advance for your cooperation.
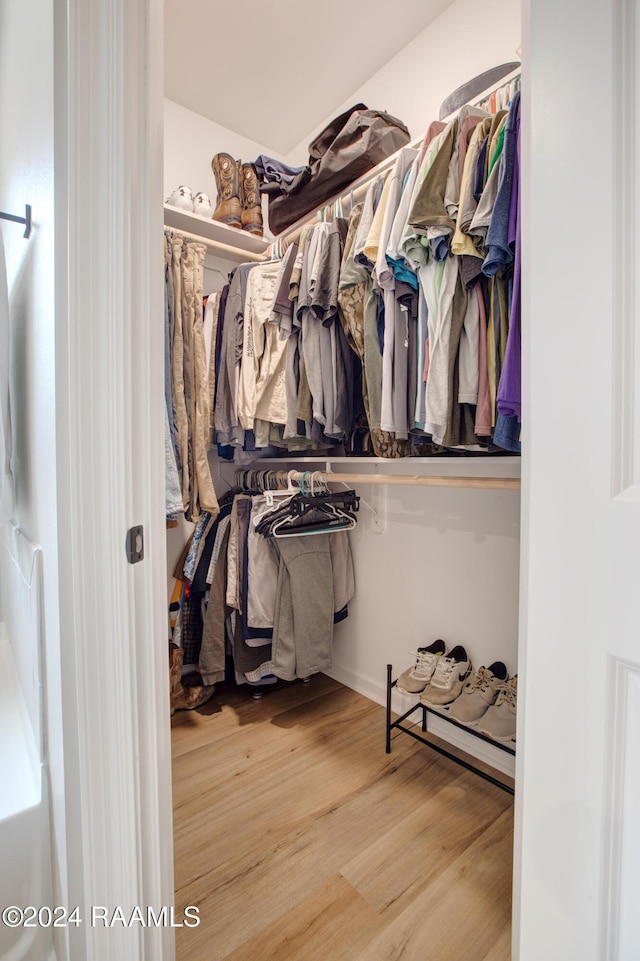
[171,674,513,961]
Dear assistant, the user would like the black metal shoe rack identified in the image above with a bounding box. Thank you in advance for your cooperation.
[385,664,515,795]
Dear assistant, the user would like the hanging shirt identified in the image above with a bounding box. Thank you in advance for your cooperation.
[483,92,521,278]
[237,260,283,430]
[451,118,492,257]
[363,172,392,269]
[374,146,418,436]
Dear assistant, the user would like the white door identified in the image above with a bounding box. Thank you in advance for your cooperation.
[55,0,175,959]
[516,0,640,958]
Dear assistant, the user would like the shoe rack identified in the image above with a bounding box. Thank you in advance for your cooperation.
[385,665,515,794]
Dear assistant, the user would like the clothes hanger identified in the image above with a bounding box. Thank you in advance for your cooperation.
[258,474,359,538]
[267,506,356,538]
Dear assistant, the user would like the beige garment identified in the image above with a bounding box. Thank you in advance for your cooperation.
[225,496,240,610]
[289,223,314,302]
[458,286,480,405]
[451,120,493,257]
[330,530,355,610]
[362,170,392,267]
[458,118,492,232]
[183,240,219,517]
[238,261,282,430]
[181,241,200,516]
[484,110,507,181]
[296,356,313,425]
[353,176,382,262]
[170,235,189,511]
[255,263,291,425]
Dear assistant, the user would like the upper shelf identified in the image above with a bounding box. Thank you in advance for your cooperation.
[164,204,271,263]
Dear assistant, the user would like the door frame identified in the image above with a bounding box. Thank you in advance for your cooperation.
[55,0,174,958]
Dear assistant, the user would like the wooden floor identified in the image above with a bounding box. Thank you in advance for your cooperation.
[171,674,513,961]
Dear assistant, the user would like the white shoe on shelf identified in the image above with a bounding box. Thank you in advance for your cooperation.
[166,185,194,211]
[396,639,447,694]
[192,191,213,217]
[420,645,472,706]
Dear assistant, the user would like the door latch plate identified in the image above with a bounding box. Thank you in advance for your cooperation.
[126,525,144,564]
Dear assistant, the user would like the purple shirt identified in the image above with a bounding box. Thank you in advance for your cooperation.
[497,96,521,421]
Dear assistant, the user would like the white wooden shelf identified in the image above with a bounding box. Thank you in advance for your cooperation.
[237,455,522,481]
[164,204,270,263]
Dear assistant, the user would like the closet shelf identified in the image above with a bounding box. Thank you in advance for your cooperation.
[386,665,515,795]
[164,204,270,263]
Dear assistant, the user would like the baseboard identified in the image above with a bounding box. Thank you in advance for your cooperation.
[324,661,516,780]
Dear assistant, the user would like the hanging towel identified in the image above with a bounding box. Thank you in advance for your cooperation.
[0,229,14,522]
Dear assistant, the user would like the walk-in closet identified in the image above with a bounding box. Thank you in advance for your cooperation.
[2,0,632,958]
[163,2,521,958]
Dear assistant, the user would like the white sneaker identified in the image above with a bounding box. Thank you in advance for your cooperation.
[396,639,447,694]
[166,185,193,211]
[192,191,213,217]
[448,661,509,724]
[420,645,471,706]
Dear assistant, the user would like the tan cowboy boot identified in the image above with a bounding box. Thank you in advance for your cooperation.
[211,152,242,229]
[240,162,263,237]
[169,642,215,715]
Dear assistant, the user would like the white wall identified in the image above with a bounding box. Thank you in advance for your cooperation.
[284,0,521,165]
[329,473,520,774]
[0,0,61,955]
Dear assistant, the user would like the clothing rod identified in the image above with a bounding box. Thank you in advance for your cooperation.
[273,68,521,250]
[164,225,267,262]
[289,471,520,492]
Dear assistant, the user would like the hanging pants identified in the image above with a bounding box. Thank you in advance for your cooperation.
[271,533,335,681]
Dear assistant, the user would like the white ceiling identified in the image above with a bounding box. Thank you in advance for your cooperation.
[164,0,455,157]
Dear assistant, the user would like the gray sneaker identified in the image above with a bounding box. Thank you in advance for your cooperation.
[448,661,509,724]
[479,675,517,741]
[396,639,447,694]
[420,645,471,706]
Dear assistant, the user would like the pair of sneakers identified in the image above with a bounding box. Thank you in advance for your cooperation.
[448,662,517,742]
[396,641,472,706]
[166,185,213,218]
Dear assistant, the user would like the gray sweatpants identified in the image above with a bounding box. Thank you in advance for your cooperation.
[271,533,335,681]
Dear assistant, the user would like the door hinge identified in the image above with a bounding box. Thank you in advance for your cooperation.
[126,525,144,564]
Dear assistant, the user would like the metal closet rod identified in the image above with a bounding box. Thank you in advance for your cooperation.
[287,470,520,492]
[0,204,32,239]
